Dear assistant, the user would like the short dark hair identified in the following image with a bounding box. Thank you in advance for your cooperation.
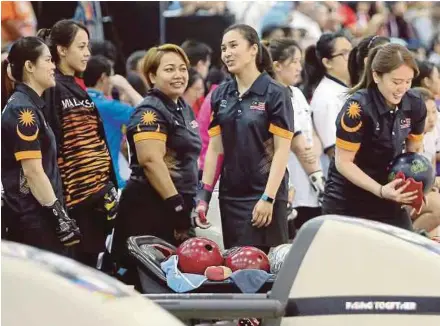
[181,40,212,67]
[90,40,117,63]
[126,50,146,73]
[83,55,112,87]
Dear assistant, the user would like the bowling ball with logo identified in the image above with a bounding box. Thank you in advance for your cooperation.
[387,152,434,193]
[177,237,223,274]
[224,246,270,272]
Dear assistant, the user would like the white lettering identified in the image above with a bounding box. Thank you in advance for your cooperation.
[61,97,95,110]
[346,301,417,311]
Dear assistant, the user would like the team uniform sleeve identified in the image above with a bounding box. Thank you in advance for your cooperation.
[407,96,427,142]
[9,107,43,161]
[128,106,169,143]
[335,100,365,152]
[267,87,294,140]
[208,88,221,138]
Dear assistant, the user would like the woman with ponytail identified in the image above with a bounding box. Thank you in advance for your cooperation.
[1,37,80,254]
[265,38,325,236]
[304,32,352,177]
[323,43,427,230]
[38,20,118,269]
[348,35,390,86]
[194,24,294,252]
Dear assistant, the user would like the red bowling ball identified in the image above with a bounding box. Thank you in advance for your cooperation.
[224,246,270,272]
[177,237,223,275]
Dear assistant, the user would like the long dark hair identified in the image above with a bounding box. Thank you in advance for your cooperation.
[1,37,47,109]
[303,31,348,100]
[349,43,419,95]
[37,19,89,65]
[348,35,390,86]
[222,24,273,76]
[262,38,301,79]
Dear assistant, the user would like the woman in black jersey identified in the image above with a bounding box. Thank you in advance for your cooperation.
[322,43,427,230]
[1,37,80,254]
[38,20,117,269]
[194,24,294,253]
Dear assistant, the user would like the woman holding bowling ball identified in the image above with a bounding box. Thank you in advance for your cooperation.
[322,43,427,230]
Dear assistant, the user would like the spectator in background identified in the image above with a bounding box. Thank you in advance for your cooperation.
[1,1,37,49]
[197,66,227,179]
[429,33,440,66]
[348,35,390,86]
[261,25,287,42]
[181,40,212,115]
[289,2,322,47]
[180,40,212,80]
[83,55,143,189]
[409,88,440,236]
[90,40,118,67]
[386,2,416,43]
[413,60,440,99]
[304,32,352,177]
[183,68,205,116]
[125,49,148,91]
[126,50,146,75]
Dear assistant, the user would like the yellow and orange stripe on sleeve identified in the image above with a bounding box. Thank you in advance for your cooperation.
[269,123,293,140]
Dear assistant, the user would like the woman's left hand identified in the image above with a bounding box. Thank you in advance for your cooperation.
[252,200,274,228]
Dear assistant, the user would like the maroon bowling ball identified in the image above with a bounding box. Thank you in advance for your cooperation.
[177,237,223,274]
[224,246,270,272]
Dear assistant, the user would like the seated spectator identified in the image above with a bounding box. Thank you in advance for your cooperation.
[90,40,118,67]
[126,49,148,89]
[409,88,440,235]
[181,40,212,114]
[413,60,440,98]
[183,68,205,116]
[428,33,440,66]
[1,1,37,48]
[83,55,143,189]
[386,2,417,43]
[261,25,287,42]
[180,39,212,79]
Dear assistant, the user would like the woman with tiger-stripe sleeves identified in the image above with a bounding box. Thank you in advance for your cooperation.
[38,20,118,269]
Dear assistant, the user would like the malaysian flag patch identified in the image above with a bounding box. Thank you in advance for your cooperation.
[249,101,265,111]
[400,118,411,129]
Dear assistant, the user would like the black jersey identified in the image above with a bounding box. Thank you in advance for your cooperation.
[127,88,202,195]
[43,70,115,208]
[325,86,427,213]
[209,72,294,201]
[2,83,63,214]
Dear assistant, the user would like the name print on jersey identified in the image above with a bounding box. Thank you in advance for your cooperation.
[61,97,95,110]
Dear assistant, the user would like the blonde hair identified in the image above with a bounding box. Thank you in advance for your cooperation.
[142,44,190,88]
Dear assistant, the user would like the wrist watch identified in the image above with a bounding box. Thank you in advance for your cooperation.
[261,194,274,204]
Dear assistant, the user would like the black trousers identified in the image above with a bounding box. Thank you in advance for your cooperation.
[68,185,115,268]
[111,180,195,288]
[3,203,66,256]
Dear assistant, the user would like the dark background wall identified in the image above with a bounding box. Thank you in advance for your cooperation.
[32,1,234,73]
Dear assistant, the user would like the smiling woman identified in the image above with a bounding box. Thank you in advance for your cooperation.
[322,43,427,231]
[38,20,118,270]
[1,36,80,256]
[111,44,203,290]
